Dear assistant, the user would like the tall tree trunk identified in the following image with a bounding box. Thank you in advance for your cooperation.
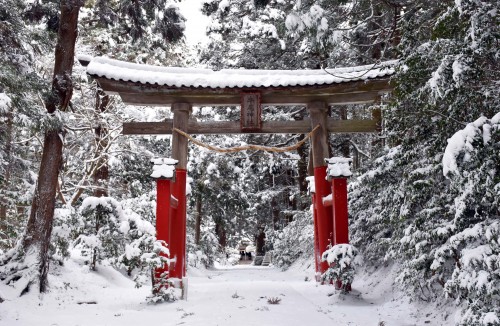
[93,89,110,197]
[215,221,226,248]
[0,110,13,242]
[194,193,202,245]
[294,109,309,202]
[338,107,350,157]
[255,229,265,255]
[20,0,83,293]
[271,197,280,230]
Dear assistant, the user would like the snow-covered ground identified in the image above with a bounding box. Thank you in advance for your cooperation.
[0,257,457,325]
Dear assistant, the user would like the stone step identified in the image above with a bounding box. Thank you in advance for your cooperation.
[261,252,272,266]
[253,256,264,266]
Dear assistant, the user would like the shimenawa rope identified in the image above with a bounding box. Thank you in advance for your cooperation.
[173,124,321,153]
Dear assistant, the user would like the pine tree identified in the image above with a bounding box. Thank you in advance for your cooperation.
[350,0,499,321]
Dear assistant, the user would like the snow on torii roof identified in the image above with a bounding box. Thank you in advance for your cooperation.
[82,56,396,106]
[86,57,397,89]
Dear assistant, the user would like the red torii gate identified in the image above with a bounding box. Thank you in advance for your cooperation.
[82,57,395,291]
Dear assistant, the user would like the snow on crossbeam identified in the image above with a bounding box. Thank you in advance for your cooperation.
[84,57,396,106]
[87,57,396,88]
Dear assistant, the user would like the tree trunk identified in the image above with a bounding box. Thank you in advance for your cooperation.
[194,193,202,245]
[20,0,83,293]
[0,110,13,242]
[255,229,265,255]
[93,89,110,197]
[215,222,226,248]
[271,197,280,230]
[294,110,309,202]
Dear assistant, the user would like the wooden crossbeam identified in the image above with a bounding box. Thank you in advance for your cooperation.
[96,77,392,106]
[122,118,379,135]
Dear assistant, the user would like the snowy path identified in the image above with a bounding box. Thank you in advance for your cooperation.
[0,261,454,326]
[174,265,335,326]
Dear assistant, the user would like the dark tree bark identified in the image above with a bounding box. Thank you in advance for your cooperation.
[0,110,13,240]
[271,197,280,230]
[338,107,351,158]
[255,229,265,255]
[93,89,110,197]
[194,193,202,245]
[215,222,226,248]
[20,0,84,293]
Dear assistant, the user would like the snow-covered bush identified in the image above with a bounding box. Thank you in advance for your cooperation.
[73,197,125,270]
[187,221,221,268]
[145,240,176,303]
[72,196,176,300]
[273,210,314,269]
[321,244,359,293]
[50,208,74,261]
[436,114,500,325]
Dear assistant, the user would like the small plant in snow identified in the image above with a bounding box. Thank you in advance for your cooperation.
[321,244,359,293]
[147,278,177,304]
[146,240,177,303]
[267,297,281,304]
[232,291,240,299]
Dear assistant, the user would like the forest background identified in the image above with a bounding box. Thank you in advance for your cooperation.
[0,0,498,324]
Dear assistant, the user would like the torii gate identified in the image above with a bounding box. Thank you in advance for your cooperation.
[82,57,395,290]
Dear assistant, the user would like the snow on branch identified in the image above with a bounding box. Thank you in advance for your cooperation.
[443,113,500,176]
[0,93,12,114]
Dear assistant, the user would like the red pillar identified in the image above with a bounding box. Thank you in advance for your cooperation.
[169,169,187,280]
[154,179,172,285]
[310,192,321,278]
[156,179,171,246]
[151,158,177,288]
[314,166,334,274]
[307,176,321,277]
[332,178,349,245]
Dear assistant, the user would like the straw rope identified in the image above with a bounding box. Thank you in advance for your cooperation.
[173,124,321,153]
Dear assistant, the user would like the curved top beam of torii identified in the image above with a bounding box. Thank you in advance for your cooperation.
[81,56,396,107]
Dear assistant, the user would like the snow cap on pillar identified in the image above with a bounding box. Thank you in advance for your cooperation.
[325,157,353,179]
[151,158,178,179]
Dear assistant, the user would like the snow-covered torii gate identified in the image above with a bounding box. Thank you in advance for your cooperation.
[83,57,395,290]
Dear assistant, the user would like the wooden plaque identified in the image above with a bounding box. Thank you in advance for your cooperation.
[240,92,262,131]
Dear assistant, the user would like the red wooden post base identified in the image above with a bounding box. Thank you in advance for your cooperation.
[311,192,321,279]
[169,169,187,281]
[332,177,349,245]
[313,166,334,274]
[155,178,171,284]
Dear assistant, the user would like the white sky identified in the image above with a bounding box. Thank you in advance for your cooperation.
[177,0,210,45]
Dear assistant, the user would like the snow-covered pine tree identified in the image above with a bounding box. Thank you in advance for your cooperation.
[350,0,499,322]
[0,0,52,249]
[1,0,187,295]
[0,0,85,295]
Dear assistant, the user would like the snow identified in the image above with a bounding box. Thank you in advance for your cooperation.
[0,256,454,326]
[150,158,178,179]
[322,243,356,266]
[0,93,11,114]
[483,312,499,325]
[326,157,353,177]
[77,54,93,62]
[87,57,397,89]
[460,245,492,268]
[177,0,210,46]
[442,115,496,176]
